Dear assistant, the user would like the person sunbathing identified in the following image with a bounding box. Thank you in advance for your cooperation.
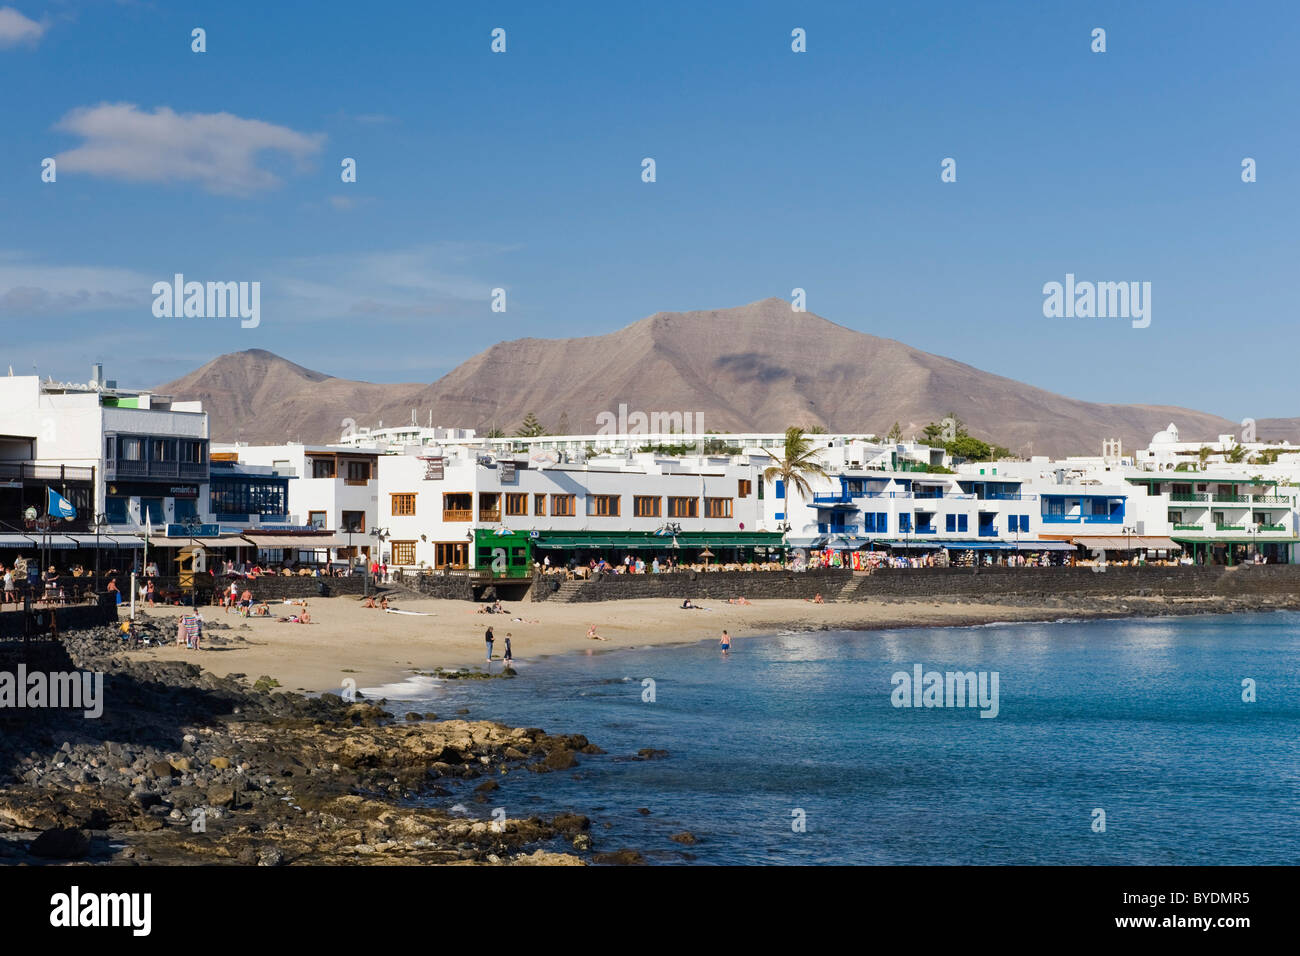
[363,595,377,608]
[379,596,390,610]
[726,597,752,605]
[586,624,608,641]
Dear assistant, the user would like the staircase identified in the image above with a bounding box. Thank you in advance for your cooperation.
[546,580,590,603]
[835,572,867,602]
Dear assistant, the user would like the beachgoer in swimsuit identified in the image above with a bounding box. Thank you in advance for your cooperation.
[720,630,731,654]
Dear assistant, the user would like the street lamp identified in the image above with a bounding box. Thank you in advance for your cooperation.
[91,512,109,592]
[366,526,389,595]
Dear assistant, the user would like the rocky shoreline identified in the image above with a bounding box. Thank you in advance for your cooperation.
[0,620,646,866]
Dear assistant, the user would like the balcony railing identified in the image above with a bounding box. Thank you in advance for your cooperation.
[1169,493,1207,503]
[1211,494,1249,503]
[1173,524,1203,531]
[443,509,473,522]
[1252,496,1292,505]
[985,493,1037,501]
[1256,523,1286,532]
[109,458,208,480]
[479,509,501,523]
[0,462,96,482]
[1215,523,1247,532]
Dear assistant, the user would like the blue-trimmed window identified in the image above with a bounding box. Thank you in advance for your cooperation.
[958,514,968,532]
[946,513,956,532]
[775,479,785,498]
[899,513,912,533]
[1018,515,1029,532]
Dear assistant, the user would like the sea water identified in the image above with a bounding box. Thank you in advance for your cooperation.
[399,613,1300,864]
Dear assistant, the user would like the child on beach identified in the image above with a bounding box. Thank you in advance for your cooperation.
[587,624,608,641]
[503,633,513,663]
[720,630,731,654]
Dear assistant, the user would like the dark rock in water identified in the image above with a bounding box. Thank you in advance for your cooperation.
[669,831,698,846]
[501,667,517,677]
[423,713,438,720]
[542,748,576,771]
[572,833,592,851]
[30,827,90,859]
[551,813,590,834]
[474,779,499,793]
[580,744,606,754]
[636,748,669,760]
[405,712,422,721]
[592,849,645,865]
[636,808,651,815]
[455,708,470,715]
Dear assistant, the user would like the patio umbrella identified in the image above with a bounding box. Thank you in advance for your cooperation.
[699,548,715,566]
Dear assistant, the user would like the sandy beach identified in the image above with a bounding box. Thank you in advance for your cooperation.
[118,591,1238,694]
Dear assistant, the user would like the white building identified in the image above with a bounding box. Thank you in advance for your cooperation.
[211,442,384,566]
[0,366,211,563]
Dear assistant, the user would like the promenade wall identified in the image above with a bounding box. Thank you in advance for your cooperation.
[530,564,1300,603]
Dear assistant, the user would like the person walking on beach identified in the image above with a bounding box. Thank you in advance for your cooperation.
[503,633,513,663]
[720,630,731,655]
[485,626,495,661]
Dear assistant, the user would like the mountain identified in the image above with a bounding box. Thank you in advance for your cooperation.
[157,299,1281,457]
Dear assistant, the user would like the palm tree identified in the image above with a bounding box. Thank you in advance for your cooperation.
[763,427,827,524]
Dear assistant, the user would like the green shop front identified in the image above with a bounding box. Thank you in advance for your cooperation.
[473,529,789,577]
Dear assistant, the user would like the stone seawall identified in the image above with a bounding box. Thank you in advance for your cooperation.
[392,572,476,602]
[529,564,1300,603]
[848,564,1300,600]
[531,569,848,603]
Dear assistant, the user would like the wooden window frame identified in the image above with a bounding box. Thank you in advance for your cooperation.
[533,493,547,516]
[668,496,698,519]
[443,492,473,522]
[634,495,661,518]
[552,494,576,517]
[391,540,417,566]
[587,494,620,517]
[505,493,528,516]
[705,497,733,519]
[390,493,416,517]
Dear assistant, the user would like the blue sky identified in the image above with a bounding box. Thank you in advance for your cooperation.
[1,0,1297,420]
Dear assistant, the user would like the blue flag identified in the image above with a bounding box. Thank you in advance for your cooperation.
[48,487,77,520]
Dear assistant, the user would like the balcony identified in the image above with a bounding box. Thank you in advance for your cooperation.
[479,509,501,523]
[0,462,95,482]
[1173,524,1203,531]
[1169,493,1207,503]
[1252,496,1292,506]
[1210,494,1249,504]
[985,493,1037,501]
[1215,523,1247,532]
[109,458,208,480]
[443,509,473,522]
[1256,523,1286,532]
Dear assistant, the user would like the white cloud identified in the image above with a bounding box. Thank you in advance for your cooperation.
[0,255,151,315]
[0,7,45,48]
[271,242,516,323]
[53,103,325,196]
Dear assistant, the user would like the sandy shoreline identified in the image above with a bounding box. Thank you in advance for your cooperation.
[119,592,1273,694]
